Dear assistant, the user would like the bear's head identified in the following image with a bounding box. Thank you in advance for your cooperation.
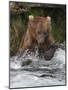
[28,15,52,45]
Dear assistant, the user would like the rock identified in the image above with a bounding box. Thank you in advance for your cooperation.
[22,59,32,66]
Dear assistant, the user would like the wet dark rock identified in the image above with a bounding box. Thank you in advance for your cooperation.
[22,59,32,66]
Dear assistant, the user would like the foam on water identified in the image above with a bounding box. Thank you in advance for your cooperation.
[10,48,66,88]
[10,48,65,69]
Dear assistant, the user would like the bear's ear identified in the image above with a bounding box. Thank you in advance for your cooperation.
[46,16,51,22]
[29,15,34,21]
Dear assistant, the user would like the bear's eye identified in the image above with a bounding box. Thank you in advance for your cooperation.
[38,31,41,34]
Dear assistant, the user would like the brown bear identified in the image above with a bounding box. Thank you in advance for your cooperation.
[18,15,55,60]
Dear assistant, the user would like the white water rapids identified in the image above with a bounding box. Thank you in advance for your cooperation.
[10,48,66,88]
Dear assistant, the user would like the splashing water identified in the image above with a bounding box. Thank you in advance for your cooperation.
[10,48,66,88]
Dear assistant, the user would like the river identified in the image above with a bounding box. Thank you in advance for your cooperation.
[9,48,66,88]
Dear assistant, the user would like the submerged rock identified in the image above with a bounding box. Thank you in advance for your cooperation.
[22,59,32,66]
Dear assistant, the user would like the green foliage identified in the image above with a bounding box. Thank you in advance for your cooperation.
[52,17,65,42]
[10,15,26,56]
[28,8,44,16]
